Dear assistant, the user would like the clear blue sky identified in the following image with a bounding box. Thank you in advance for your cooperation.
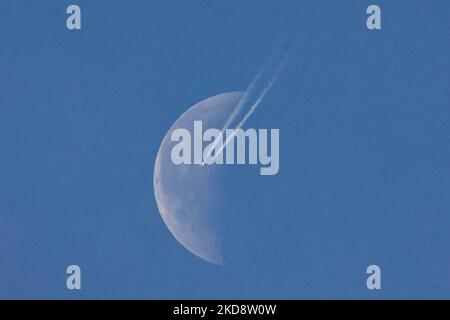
[0,1,449,299]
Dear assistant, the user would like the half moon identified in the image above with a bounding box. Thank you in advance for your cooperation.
[153,91,244,265]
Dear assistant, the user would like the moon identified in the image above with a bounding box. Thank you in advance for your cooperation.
[154,92,244,265]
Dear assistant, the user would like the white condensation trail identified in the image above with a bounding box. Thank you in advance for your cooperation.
[234,55,289,132]
[200,55,279,166]
[211,54,289,162]
[218,54,278,133]
[202,52,290,165]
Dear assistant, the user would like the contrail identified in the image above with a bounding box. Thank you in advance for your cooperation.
[201,48,290,165]
[216,51,281,134]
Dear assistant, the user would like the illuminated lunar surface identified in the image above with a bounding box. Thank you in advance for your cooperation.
[154,92,244,265]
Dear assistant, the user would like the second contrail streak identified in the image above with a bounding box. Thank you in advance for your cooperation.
[201,48,290,165]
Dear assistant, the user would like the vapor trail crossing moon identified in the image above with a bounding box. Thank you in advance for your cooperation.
[202,49,290,164]
[153,47,290,264]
